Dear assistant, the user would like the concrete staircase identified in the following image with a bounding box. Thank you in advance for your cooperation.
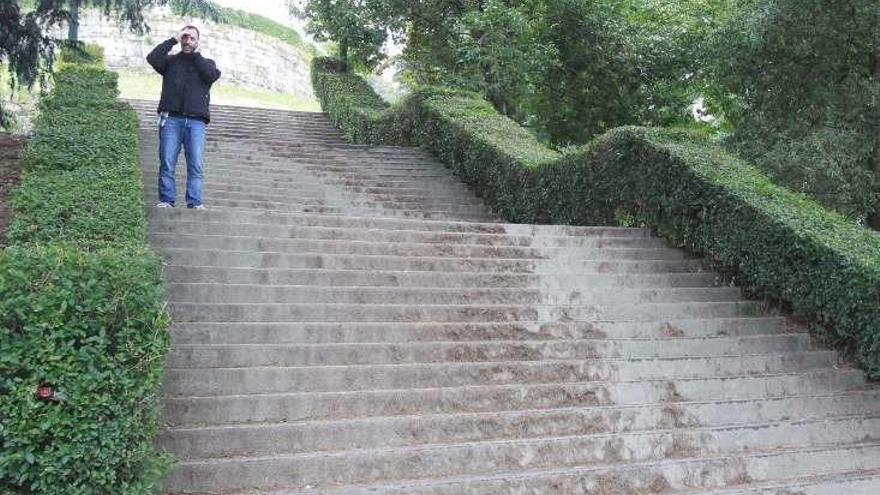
[129,100,880,494]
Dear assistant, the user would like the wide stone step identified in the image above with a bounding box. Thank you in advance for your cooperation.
[160,418,880,493]
[145,177,482,201]
[166,335,813,367]
[144,181,487,208]
[150,219,670,249]
[147,207,654,236]
[168,317,787,346]
[163,412,880,464]
[150,233,692,261]
[149,204,497,222]
[148,198,493,220]
[139,135,436,156]
[166,283,741,306]
[161,266,721,290]
[163,352,839,395]
[250,444,880,495]
[190,152,451,169]
[146,159,464,180]
[162,369,866,427]
[161,386,880,432]
[144,178,488,206]
[150,236,685,263]
[143,182,335,204]
[168,299,767,323]
[136,118,340,131]
[683,469,880,495]
[157,248,705,273]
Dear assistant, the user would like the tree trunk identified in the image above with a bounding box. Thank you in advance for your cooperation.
[339,42,349,67]
[68,1,80,43]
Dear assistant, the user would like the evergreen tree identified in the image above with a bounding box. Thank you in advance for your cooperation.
[1,0,211,128]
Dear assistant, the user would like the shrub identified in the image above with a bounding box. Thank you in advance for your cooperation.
[312,57,880,376]
[22,102,139,173]
[40,65,119,110]
[56,41,106,66]
[9,66,144,250]
[8,163,147,250]
[0,245,171,494]
[0,62,172,494]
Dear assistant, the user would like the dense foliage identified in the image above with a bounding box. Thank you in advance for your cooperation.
[0,62,172,494]
[709,0,879,226]
[313,57,880,377]
[297,0,879,227]
[292,0,387,71]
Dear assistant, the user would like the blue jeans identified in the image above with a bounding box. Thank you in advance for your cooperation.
[158,115,206,207]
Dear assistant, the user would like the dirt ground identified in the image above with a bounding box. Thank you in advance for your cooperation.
[0,134,25,243]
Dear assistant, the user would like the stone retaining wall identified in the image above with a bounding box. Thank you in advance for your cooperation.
[58,7,313,99]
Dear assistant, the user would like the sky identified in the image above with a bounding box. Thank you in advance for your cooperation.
[211,0,305,32]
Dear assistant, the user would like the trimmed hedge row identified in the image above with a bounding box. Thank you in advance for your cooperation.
[9,69,146,250]
[0,63,172,494]
[311,57,880,377]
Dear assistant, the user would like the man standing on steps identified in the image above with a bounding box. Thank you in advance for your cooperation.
[147,25,221,210]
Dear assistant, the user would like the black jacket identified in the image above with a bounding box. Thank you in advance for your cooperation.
[146,38,221,123]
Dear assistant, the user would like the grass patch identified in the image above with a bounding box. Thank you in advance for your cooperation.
[115,69,320,112]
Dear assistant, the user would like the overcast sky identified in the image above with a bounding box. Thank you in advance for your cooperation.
[211,0,304,31]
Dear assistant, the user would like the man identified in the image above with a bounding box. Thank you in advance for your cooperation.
[146,25,221,209]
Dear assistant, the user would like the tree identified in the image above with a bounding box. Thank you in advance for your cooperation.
[378,0,735,144]
[710,0,879,226]
[290,0,388,70]
[0,0,212,128]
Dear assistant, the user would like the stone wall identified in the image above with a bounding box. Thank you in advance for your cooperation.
[60,7,314,99]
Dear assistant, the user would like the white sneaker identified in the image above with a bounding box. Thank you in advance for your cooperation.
[156,202,173,208]
[191,205,206,210]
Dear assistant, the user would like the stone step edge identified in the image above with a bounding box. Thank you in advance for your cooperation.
[150,221,666,245]
[166,283,733,296]
[163,369,864,399]
[251,459,880,495]
[160,265,716,283]
[156,250,702,267]
[163,412,880,465]
[169,333,804,348]
[679,468,880,495]
[171,435,880,471]
[150,233,682,255]
[147,206,653,235]
[163,391,880,432]
[163,350,834,371]
[170,317,786,328]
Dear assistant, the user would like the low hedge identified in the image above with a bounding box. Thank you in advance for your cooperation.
[10,68,144,250]
[0,246,170,494]
[0,63,172,493]
[311,57,880,377]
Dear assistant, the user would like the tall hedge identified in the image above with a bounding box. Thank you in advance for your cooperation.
[311,57,880,377]
[0,62,172,494]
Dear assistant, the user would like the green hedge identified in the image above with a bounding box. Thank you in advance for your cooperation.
[0,246,170,494]
[9,69,144,250]
[0,63,172,493]
[311,57,880,377]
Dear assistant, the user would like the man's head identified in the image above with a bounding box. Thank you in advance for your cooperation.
[178,25,200,54]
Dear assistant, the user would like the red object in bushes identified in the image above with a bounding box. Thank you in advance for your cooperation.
[36,385,55,401]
